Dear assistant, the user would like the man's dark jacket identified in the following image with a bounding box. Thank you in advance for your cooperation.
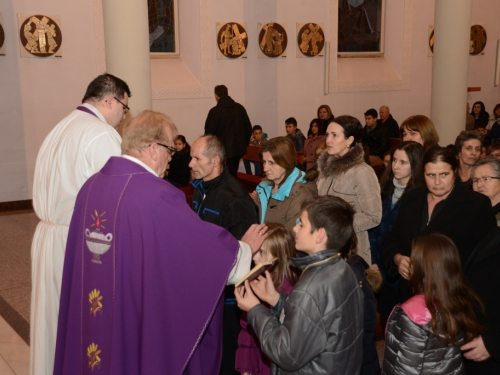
[377,114,399,139]
[205,96,252,159]
[363,124,389,158]
[191,167,258,240]
[463,227,500,374]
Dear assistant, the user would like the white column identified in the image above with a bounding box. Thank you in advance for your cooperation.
[102,0,152,114]
[430,0,472,145]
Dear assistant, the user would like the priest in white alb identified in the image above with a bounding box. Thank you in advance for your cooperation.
[30,73,131,375]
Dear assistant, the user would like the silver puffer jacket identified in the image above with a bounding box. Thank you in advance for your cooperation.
[383,294,465,375]
[247,250,364,374]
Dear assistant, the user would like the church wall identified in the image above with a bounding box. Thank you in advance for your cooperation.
[0,0,499,202]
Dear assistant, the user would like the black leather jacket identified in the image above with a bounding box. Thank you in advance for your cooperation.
[247,249,364,374]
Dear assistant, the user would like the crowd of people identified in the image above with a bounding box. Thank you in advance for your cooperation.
[29,75,500,375]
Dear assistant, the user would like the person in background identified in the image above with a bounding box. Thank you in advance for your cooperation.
[317,104,334,130]
[205,85,252,177]
[317,115,382,265]
[304,142,327,182]
[383,234,485,375]
[471,101,489,129]
[466,102,475,131]
[235,223,299,375]
[472,158,500,226]
[346,235,382,375]
[369,141,424,329]
[378,106,400,138]
[455,131,483,187]
[400,115,440,152]
[487,142,500,159]
[244,125,267,176]
[303,118,326,171]
[476,125,491,148]
[462,227,500,374]
[383,147,496,303]
[165,135,192,186]
[363,108,389,167]
[285,117,306,152]
[489,103,500,143]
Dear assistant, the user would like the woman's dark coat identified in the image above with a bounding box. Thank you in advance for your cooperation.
[463,227,500,374]
[383,182,496,302]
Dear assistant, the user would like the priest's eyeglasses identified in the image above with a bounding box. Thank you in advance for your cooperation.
[472,176,500,184]
[156,143,176,155]
[114,97,130,114]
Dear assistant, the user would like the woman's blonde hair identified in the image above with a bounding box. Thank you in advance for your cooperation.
[121,110,178,155]
[263,223,299,288]
[400,115,439,151]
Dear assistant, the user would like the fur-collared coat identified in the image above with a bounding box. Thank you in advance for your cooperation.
[317,144,382,265]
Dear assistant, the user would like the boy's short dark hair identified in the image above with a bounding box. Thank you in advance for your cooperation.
[285,117,297,127]
[214,85,228,98]
[301,196,355,250]
[364,108,378,118]
[252,125,263,132]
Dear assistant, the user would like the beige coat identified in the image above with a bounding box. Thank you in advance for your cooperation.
[317,144,381,265]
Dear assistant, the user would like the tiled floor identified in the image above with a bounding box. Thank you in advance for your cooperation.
[0,315,29,374]
[0,210,37,374]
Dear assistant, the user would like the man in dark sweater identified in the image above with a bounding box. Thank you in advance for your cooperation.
[189,135,258,375]
[378,105,400,138]
[205,85,252,177]
[363,108,389,167]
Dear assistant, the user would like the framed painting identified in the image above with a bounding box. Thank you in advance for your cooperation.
[338,0,385,57]
[148,0,180,58]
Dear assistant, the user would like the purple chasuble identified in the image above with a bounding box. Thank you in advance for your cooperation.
[54,157,239,374]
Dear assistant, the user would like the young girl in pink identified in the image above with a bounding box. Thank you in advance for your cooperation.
[235,223,299,375]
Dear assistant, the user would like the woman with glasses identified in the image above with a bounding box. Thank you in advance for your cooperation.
[472,158,500,226]
[383,147,496,302]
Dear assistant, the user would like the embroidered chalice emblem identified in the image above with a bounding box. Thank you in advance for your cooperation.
[87,343,102,371]
[89,289,103,317]
[85,210,113,264]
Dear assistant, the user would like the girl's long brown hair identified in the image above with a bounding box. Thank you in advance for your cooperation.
[409,234,485,345]
[263,223,300,288]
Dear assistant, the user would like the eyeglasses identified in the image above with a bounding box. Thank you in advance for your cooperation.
[472,176,500,184]
[114,97,130,114]
[156,142,176,155]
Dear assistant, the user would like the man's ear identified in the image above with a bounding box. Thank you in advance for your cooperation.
[103,94,114,109]
[211,155,220,166]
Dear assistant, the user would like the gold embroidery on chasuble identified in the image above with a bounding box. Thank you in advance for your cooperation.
[87,343,102,371]
[89,289,103,317]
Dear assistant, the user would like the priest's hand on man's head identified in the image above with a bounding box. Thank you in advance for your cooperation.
[241,224,268,254]
[235,281,260,312]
